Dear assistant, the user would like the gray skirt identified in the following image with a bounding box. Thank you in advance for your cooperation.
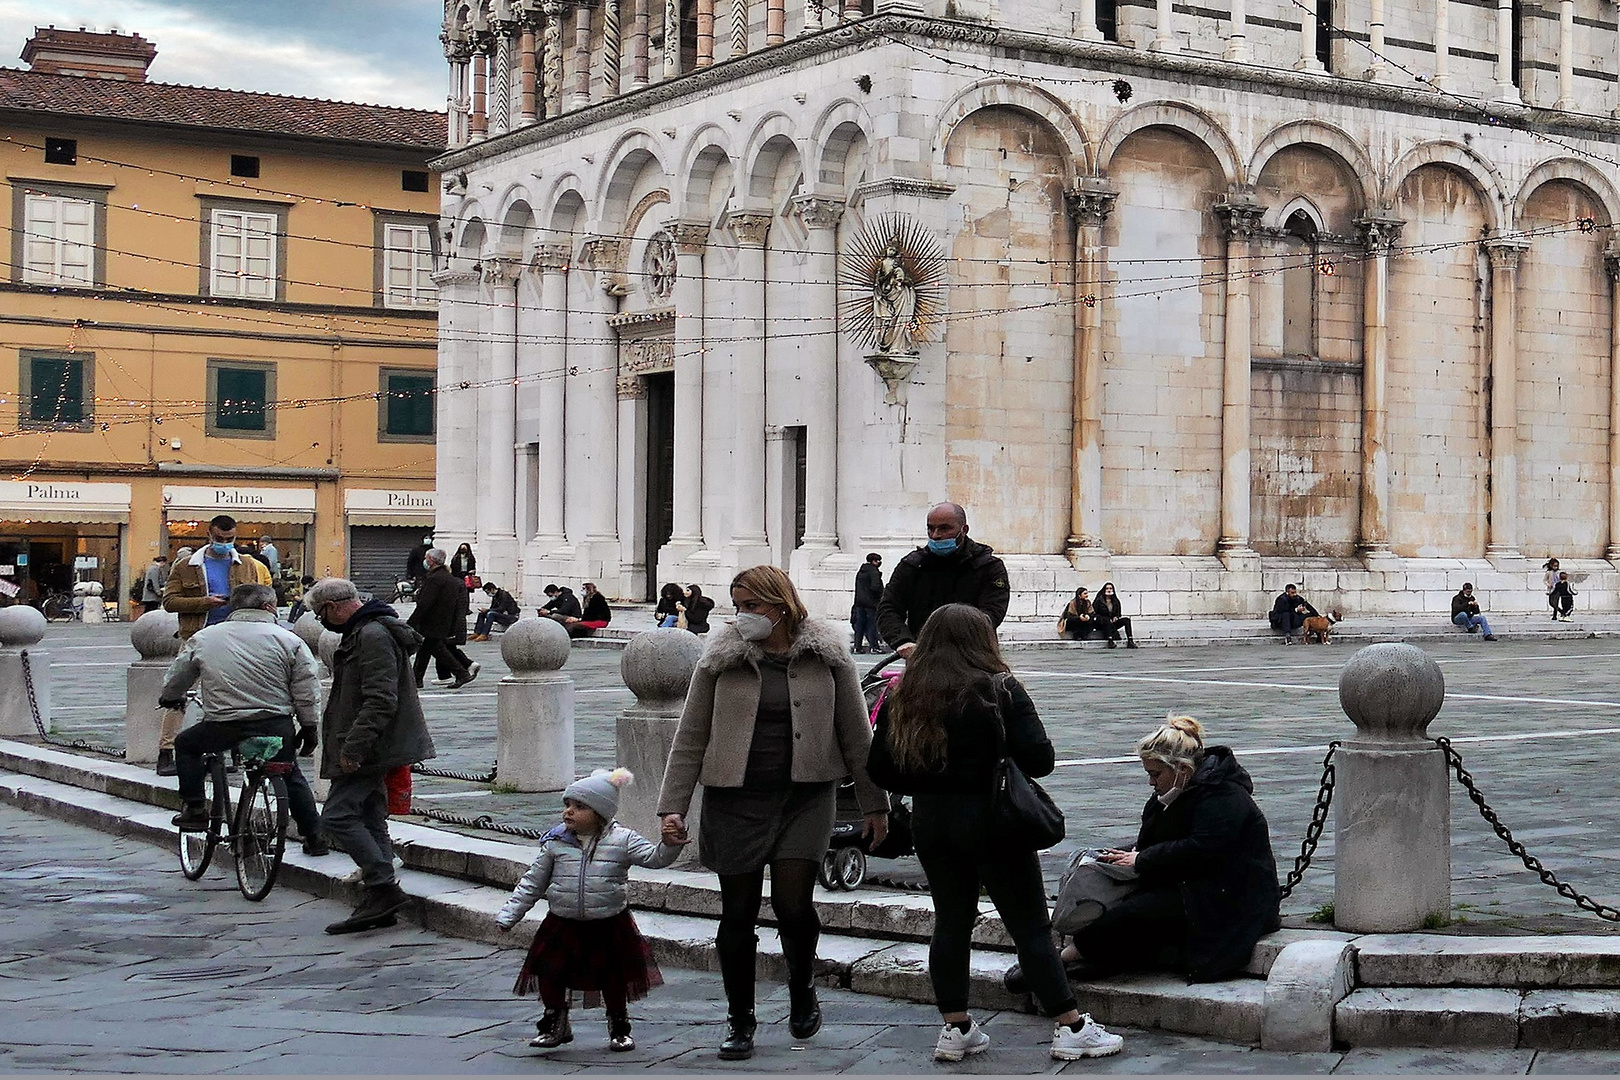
[699,782,837,876]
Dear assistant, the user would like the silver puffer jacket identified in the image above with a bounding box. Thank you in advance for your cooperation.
[496,822,681,925]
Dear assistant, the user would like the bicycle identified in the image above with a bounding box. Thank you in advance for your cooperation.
[176,733,292,901]
[39,589,74,621]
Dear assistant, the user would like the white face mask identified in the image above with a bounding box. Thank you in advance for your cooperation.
[734,612,778,641]
[1155,783,1184,809]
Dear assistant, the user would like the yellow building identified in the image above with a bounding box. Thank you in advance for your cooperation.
[0,28,444,612]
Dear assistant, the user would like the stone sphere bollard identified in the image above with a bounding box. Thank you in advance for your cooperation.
[496,619,574,793]
[0,605,51,737]
[1334,643,1451,932]
[292,611,324,651]
[317,630,341,674]
[124,611,182,763]
[615,629,704,852]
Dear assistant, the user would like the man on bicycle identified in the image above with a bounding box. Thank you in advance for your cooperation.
[160,582,324,845]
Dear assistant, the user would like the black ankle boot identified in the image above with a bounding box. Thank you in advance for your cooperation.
[719,1012,756,1060]
[788,984,822,1040]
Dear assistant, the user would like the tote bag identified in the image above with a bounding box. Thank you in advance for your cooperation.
[1052,849,1141,934]
[987,673,1066,851]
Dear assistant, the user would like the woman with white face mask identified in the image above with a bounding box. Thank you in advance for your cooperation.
[656,565,888,1061]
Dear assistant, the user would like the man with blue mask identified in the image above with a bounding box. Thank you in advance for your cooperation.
[877,502,1009,657]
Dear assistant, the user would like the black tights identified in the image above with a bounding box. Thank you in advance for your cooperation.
[716,859,821,1015]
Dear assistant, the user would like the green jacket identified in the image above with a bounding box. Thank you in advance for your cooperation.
[321,599,436,778]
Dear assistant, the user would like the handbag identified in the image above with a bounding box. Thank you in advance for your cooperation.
[987,673,1066,851]
[464,574,482,590]
[1052,849,1141,934]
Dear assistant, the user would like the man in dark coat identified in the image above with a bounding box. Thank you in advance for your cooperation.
[538,583,582,620]
[1268,584,1318,646]
[877,502,1009,657]
[470,581,521,640]
[404,537,433,587]
[851,553,885,654]
[303,577,437,935]
[407,549,475,689]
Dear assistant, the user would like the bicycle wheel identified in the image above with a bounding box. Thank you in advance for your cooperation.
[233,772,289,901]
[178,757,225,880]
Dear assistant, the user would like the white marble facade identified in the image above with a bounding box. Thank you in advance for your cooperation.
[432,0,1620,621]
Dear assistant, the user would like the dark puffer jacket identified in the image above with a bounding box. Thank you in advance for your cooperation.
[1132,746,1280,982]
[321,599,437,778]
[409,565,466,640]
[876,537,1009,648]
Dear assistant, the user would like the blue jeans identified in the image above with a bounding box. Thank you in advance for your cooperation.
[473,610,517,636]
[1453,611,1492,636]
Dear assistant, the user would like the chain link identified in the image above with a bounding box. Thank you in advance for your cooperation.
[410,762,498,783]
[19,649,126,759]
[1278,740,1339,899]
[409,805,548,839]
[1435,736,1620,922]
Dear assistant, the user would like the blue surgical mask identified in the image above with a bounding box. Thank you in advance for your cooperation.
[208,541,234,557]
[926,537,959,556]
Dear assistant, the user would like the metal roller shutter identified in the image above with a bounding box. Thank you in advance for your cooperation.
[348,525,425,599]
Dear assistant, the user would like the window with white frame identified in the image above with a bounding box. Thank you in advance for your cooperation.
[382,222,436,309]
[209,208,278,299]
[22,193,95,287]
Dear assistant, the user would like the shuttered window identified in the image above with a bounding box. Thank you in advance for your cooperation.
[382,223,436,309]
[24,353,89,427]
[380,369,435,440]
[209,208,278,299]
[22,193,95,287]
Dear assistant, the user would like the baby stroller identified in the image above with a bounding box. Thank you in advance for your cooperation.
[818,650,914,891]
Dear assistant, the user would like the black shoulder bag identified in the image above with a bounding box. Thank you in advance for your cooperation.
[987,673,1066,851]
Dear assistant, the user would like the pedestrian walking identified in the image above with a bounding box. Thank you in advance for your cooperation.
[1451,584,1499,641]
[866,603,1123,1063]
[1552,572,1577,621]
[852,553,884,654]
[407,549,476,689]
[303,577,437,935]
[657,565,888,1060]
[877,502,1009,658]
[140,555,169,614]
[497,769,683,1053]
[405,537,433,587]
[1093,582,1137,648]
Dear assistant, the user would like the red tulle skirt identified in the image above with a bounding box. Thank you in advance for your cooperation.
[514,910,662,1009]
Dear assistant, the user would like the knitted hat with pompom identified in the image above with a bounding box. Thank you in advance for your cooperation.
[563,767,634,822]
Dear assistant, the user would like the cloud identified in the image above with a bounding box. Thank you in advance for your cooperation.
[0,0,444,108]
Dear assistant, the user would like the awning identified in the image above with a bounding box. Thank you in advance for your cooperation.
[344,488,435,527]
[163,484,316,525]
[0,480,131,524]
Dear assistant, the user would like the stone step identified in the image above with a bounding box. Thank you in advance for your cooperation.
[1335,986,1620,1049]
[1355,933,1620,988]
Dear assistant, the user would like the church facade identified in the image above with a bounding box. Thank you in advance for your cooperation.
[431,0,1620,620]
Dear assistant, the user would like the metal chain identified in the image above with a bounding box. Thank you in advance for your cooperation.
[1435,736,1620,922]
[410,762,498,783]
[409,805,548,840]
[1278,740,1340,899]
[19,650,126,759]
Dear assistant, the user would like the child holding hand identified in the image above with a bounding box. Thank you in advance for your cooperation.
[496,768,685,1052]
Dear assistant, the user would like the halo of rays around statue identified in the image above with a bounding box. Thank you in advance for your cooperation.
[838,213,946,353]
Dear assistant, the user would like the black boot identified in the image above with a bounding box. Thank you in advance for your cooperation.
[719,1013,756,1060]
[155,749,177,777]
[325,882,410,935]
[529,1006,572,1049]
[784,935,823,1040]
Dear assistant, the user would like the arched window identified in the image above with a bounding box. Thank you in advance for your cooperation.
[1510,0,1523,88]
[1097,0,1118,42]
[1282,210,1319,359]
[1315,0,1333,72]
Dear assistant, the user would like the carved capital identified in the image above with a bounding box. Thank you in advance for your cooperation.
[481,256,523,288]
[792,193,846,231]
[581,237,622,271]
[1213,199,1265,241]
[616,374,647,399]
[1355,214,1406,254]
[532,241,573,272]
[490,17,521,37]
[1064,187,1118,227]
[1485,232,1530,271]
[430,268,482,290]
[728,211,773,247]
[663,219,711,255]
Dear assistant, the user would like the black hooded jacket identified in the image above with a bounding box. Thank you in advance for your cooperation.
[321,599,436,778]
[876,537,1009,647]
[1132,746,1281,982]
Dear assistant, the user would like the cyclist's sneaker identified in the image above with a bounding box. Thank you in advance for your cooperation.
[340,856,403,884]
[172,803,210,831]
[302,835,331,857]
[1050,1015,1124,1060]
[933,1019,989,1062]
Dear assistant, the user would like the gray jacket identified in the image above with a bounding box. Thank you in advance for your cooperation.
[495,822,681,925]
[141,562,169,604]
[160,609,321,728]
[321,599,436,778]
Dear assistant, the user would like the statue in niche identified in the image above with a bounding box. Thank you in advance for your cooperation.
[871,242,917,354]
[840,213,944,358]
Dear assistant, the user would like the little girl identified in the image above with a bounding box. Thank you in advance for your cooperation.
[496,768,684,1052]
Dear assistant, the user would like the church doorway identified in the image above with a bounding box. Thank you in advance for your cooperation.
[642,372,675,602]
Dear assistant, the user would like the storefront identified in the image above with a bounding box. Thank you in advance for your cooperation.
[344,488,435,598]
[0,480,131,609]
[162,485,315,593]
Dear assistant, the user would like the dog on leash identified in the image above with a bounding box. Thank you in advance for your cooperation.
[1302,611,1341,644]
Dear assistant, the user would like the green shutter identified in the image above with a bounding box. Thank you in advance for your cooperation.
[216,366,267,431]
[29,356,83,424]
[386,373,434,436]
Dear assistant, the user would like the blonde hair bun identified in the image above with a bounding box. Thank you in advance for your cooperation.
[1165,714,1204,741]
[1137,713,1206,770]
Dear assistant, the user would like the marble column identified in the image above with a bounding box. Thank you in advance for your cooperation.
[1298,2,1322,71]
[793,194,844,556]
[802,0,823,35]
[1432,0,1449,88]
[431,269,482,553]
[573,2,593,108]
[1077,0,1102,42]
[574,238,622,557]
[1494,0,1520,101]
[470,51,489,138]
[632,0,650,86]
[1065,182,1117,560]
[841,0,859,21]
[697,0,715,66]
[542,1,565,117]
[491,23,513,134]
[1225,0,1250,61]
[1356,215,1403,557]
[1485,233,1529,560]
[1365,0,1388,81]
[1606,245,1620,560]
[664,0,681,76]
[1152,0,1178,52]
[767,0,785,45]
[616,373,648,596]
[519,21,539,121]
[1215,195,1263,560]
[1557,0,1576,109]
[731,0,748,57]
[604,0,622,97]
[445,46,471,146]
[534,244,571,548]
[481,259,522,575]
[667,221,710,549]
[728,210,773,549]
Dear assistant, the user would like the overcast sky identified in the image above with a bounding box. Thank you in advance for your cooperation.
[0,0,447,109]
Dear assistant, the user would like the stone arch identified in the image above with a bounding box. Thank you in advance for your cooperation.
[548,189,589,251]
[1513,157,1620,230]
[597,130,669,225]
[453,202,488,254]
[494,185,537,251]
[809,100,873,191]
[1096,101,1241,187]
[675,125,736,223]
[1384,141,1506,231]
[1248,120,1377,212]
[1275,195,1325,232]
[934,79,1090,180]
[743,114,805,205]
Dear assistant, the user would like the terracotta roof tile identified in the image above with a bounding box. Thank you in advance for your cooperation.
[0,68,445,150]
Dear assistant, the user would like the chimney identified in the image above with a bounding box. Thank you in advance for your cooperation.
[21,26,157,82]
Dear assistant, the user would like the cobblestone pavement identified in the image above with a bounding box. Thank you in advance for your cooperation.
[33,622,1620,932]
[7,801,1620,1075]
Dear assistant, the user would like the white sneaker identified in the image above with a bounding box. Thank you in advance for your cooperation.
[933,1020,990,1062]
[469,661,482,678]
[1051,1015,1123,1060]
[339,856,405,885]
